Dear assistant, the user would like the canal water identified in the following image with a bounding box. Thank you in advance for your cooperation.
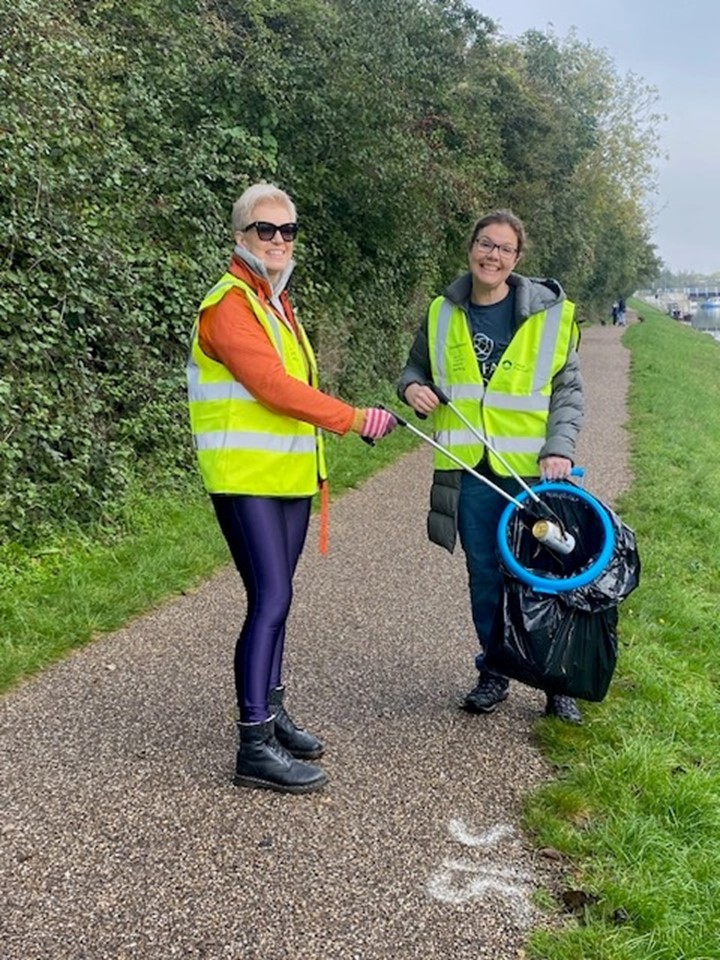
[693,302,720,341]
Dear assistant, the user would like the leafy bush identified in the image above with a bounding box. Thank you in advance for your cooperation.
[0,0,661,545]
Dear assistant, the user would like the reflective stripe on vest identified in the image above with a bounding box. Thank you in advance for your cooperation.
[428,296,577,477]
[187,274,327,495]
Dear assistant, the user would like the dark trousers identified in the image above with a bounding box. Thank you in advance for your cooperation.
[211,494,311,723]
[457,470,521,674]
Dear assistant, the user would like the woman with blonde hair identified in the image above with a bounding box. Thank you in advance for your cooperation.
[188,183,396,793]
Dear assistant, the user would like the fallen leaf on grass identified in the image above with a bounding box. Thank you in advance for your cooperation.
[561,888,600,914]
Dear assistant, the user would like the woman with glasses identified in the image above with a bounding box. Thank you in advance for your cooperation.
[398,209,585,724]
[187,182,396,793]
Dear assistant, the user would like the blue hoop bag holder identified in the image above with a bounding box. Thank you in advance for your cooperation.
[485,476,640,701]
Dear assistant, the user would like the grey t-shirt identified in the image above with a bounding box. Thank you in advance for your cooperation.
[467,288,516,384]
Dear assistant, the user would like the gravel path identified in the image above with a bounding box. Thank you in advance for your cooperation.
[0,321,633,959]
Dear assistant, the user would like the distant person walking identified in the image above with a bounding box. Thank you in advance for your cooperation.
[187,182,396,793]
[617,297,626,326]
[611,302,620,326]
[398,209,585,724]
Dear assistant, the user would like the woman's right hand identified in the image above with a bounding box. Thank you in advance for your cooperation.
[404,382,440,417]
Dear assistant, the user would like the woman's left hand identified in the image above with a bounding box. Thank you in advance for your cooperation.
[539,456,572,481]
[360,407,398,440]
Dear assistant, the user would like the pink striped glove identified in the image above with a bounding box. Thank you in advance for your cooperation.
[360,407,397,440]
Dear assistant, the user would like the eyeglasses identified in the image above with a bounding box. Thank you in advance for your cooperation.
[473,236,518,258]
[243,221,299,242]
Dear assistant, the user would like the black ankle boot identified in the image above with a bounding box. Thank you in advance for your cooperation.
[269,685,324,759]
[234,718,327,794]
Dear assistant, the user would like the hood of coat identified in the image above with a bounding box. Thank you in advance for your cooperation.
[443,271,566,323]
[232,245,296,304]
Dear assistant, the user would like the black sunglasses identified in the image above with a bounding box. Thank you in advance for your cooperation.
[244,221,299,242]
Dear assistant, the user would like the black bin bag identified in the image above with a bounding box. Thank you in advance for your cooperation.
[484,487,640,702]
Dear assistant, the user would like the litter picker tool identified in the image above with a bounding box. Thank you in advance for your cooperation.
[377,389,577,563]
[409,386,621,585]
[419,384,577,554]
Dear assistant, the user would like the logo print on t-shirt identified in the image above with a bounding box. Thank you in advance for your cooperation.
[472,331,493,362]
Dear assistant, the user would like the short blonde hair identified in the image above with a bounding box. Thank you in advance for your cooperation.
[231,183,297,233]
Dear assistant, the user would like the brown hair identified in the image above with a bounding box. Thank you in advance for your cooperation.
[468,209,527,257]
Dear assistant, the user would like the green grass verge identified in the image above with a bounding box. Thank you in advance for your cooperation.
[0,386,418,692]
[527,300,720,958]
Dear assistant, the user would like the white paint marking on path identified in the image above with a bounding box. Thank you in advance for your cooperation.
[448,819,515,848]
[427,820,537,922]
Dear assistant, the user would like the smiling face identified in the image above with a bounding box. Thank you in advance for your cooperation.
[235,199,296,283]
[468,221,521,303]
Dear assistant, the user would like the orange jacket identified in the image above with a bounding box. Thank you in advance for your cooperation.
[198,255,362,435]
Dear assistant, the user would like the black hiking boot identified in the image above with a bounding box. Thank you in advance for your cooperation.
[234,718,328,794]
[545,693,583,725]
[462,672,510,714]
[269,685,324,760]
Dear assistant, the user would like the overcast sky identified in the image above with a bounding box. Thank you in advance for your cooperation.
[469,0,720,275]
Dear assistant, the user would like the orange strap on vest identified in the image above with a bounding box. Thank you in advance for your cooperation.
[319,479,330,555]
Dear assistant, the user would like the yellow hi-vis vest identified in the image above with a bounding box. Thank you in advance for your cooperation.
[187,274,327,496]
[427,296,578,477]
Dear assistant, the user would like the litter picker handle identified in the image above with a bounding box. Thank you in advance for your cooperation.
[428,383,451,405]
[378,404,409,428]
[414,382,449,420]
[361,406,410,446]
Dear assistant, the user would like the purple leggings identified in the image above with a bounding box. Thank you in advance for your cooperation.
[211,494,311,723]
